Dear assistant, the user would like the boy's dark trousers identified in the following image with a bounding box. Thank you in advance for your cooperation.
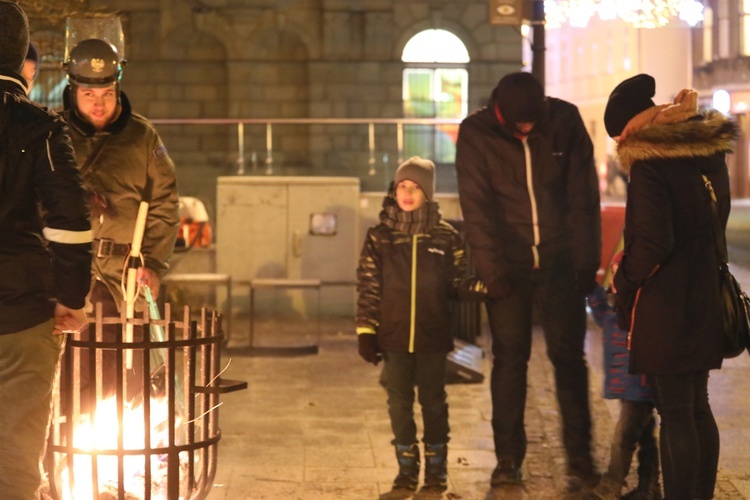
[383,351,449,445]
[599,400,659,492]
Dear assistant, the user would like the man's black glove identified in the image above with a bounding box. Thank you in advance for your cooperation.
[574,270,598,296]
[358,334,382,365]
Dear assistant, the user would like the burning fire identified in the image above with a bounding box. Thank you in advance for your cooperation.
[58,395,188,500]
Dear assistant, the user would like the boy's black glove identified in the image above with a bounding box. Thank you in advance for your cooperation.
[358,334,382,365]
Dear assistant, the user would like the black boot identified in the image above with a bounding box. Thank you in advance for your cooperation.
[627,459,661,499]
[423,443,448,491]
[565,454,600,494]
[393,443,420,491]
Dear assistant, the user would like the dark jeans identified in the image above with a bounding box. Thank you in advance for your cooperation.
[600,400,659,493]
[383,351,449,446]
[486,262,593,474]
[648,371,719,500]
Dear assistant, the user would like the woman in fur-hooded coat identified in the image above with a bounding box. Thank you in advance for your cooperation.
[604,73,738,500]
[613,109,737,375]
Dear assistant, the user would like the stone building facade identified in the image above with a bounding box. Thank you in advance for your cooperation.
[692,0,750,197]
[29,0,523,206]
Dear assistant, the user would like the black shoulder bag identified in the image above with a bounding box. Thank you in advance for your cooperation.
[702,174,750,358]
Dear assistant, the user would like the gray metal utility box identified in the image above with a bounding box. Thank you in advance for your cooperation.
[217,176,360,317]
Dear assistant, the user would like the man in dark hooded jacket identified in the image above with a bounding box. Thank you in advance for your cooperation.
[455,72,601,492]
[0,2,92,497]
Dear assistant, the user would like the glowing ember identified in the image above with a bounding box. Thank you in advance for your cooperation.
[59,396,188,500]
[46,306,243,500]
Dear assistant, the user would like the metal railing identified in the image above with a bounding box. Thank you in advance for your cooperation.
[151,117,462,176]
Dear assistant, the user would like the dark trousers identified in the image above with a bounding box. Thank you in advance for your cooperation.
[0,319,62,499]
[600,400,659,493]
[486,263,593,474]
[383,351,449,446]
[648,371,719,500]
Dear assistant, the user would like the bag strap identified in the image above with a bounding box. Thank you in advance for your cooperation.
[701,174,729,266]
[0,94,8,193]
[79,134,112,177]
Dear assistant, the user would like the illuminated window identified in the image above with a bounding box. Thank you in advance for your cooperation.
[29,67,66,110]
[27,31,66,110]
[703,6,714,62]
[401,30,469,164]
[742,1,750,55]
[718,0,729,58]
[402,30,469,63]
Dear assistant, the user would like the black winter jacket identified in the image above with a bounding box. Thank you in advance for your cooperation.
[356,199,483,353]
[613,111,737,375]
[455,98,601,291]
[0,72,91,334]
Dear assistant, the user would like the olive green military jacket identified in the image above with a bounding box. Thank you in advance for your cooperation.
[64,92,179,310]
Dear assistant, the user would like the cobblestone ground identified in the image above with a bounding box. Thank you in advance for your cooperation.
[206,306,750,499]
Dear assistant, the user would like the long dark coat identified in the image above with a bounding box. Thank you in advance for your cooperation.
[613,111,738,375]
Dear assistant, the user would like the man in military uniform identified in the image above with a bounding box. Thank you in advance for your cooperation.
[62,37,179,403]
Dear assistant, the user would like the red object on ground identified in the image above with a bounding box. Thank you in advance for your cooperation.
[598,203,626,285]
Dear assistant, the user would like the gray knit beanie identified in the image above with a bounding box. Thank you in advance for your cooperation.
[0,1,29,73]
[394,156,436,200]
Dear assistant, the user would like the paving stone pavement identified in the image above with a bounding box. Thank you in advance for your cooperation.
[205,284,750,500]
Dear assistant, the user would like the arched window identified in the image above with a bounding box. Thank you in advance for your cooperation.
[402,30,470,63]
[402,29,469,165]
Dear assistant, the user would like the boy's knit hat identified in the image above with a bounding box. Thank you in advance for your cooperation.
[394,156,435,200]
[25,41,39,80]
[491,72,546,124]
[26,41,38,64]
[604,74,656,138]
[0,1,29,73]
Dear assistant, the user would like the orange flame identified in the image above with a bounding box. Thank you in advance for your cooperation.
[59,396,187,500]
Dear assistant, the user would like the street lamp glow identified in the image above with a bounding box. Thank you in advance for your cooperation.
[713,90,731,116]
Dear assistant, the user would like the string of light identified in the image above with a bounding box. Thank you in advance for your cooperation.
[543,0,705,29]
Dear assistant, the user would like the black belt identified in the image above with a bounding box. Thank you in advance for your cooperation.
[93,238,130,258]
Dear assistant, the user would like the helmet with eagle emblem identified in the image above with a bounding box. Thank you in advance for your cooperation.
[65,38,122,88]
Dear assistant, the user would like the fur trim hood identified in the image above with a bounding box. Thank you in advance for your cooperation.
[616,110,739,173]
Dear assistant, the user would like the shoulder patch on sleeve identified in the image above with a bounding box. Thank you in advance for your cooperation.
[153,144,168,159]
